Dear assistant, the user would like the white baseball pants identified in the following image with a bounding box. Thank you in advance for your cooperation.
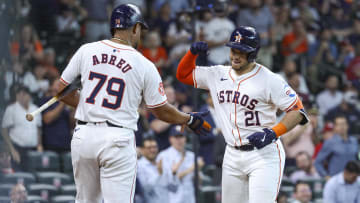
[71,123,137,203]
[222,140,285,203]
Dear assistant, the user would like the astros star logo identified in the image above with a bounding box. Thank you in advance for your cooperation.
[115,19,121,26]
[235,31,242,42]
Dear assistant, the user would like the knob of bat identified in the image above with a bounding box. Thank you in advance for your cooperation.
[26,114,34,121]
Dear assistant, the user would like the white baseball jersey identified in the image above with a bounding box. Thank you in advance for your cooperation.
[193,63,299,146]
[61,40,167,130]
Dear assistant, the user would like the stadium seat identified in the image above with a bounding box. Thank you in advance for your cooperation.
[2,172,36,187]
[51,195,75,203]
[60,184,76,196]
[0,184,14,196]
[202,164,216,178]
[198,186,221,203]
[27,195,48,203]
[281,177,294,187]
[27,151,60,172]
[279,185,294,197]
[0,196,10,203]
[61,152,73,173]
[28,184,58,201]
[36,172,72,189]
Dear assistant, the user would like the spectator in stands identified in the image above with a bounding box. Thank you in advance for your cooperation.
[290,151,320,183]
[10,23,44,64]
[281,18,308,58]
[23,63,49,100]
[1,86,42,170]
[82,0,111,42]
[204,0,235,65]
[157,125,204,203]
[346,42,360,87]
[348,17,360,46]
[290,0,319,27]
[323,2,352,40]
[42,48,60,80]
[315,115,358,179]
[325,88,360,134]
[312,122,334,160]
[277,192,289,203]
[287,73,311,108]
[282,108,319,162]
[165,11,192,66]
[141,31,168,76]
[308,28,338,83]
[137,136,169,203]
[198,94,220,165]
[10,183,27,203]
[153,0,189,18]
[323,160,360,203]
[236,0,276,68]
[40,79,75,153]
[290,181,312,203]
[151,2,173,38]
[56,3,81,34]
[0,143,14,177]
[316,75,343,116]
[278,58,309,95]
[273,4,291,42]
[4,61,25,102]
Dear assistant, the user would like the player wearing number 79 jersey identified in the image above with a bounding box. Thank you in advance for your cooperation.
[56,4,211,203]
[177,26,309,203]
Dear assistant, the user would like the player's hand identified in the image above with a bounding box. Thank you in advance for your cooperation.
[247,128,277,149]
[187,111,212,136]
[190,41,208,55]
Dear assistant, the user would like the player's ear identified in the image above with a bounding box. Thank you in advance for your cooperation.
[132,23,140,35]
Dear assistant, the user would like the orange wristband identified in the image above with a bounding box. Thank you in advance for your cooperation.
[272,122,287,137]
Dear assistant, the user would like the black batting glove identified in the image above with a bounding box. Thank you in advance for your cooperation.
[187,111,212,136]
[190,41,208,55]
[247,128,278,149]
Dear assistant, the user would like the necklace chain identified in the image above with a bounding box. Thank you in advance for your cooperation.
[111,37,130,45]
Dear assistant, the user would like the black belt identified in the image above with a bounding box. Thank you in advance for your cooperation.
[233,144,255,151]
[77,120,124,128]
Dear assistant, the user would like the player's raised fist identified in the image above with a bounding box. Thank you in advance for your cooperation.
[187,111,212,136]
[190,41,208,55]
[247,128,277,149]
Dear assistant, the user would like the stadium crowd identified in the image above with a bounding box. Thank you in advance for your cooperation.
[1,0,360,202]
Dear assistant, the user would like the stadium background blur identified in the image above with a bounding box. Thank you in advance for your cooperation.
[1,0,360,202]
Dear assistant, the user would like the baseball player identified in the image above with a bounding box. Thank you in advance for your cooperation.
[56,4,211,203]
[177,26,308,203]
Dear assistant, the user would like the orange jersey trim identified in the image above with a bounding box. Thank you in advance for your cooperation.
[146,100,168,108]
[286,97,304,112]
[275,142,283,200]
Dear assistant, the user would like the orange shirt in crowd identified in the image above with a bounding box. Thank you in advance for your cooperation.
[281,32,308,56]
[141,47,168,75]
[11,40,43,57]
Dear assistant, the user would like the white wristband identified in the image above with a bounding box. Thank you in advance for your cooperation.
[187,115,193,125]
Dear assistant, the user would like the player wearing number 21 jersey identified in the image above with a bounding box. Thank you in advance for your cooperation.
[177,26,308,203]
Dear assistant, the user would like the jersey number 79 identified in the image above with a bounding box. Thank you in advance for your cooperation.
[85,71,125,110]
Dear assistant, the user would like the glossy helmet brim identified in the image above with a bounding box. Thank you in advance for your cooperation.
[225,42,256,53]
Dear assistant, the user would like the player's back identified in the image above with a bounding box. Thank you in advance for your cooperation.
[62,40,161,130]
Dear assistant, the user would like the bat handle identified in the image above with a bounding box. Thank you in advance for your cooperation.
[26,97,58,121]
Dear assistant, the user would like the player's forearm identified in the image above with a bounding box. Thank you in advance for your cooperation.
[60,90,80,108]
[150,103,190,125]
[273,110,303,138]
[176,50,197,85]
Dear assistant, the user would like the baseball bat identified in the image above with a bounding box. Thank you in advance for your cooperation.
[26,78,81,121]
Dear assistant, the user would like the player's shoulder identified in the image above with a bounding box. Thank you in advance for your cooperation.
[197,64,231,73]
[258,63,286,82]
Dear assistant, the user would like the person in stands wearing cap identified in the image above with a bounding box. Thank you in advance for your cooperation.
[156,125,204,203]
[315,115,358,180]
[323,160,360,203]
[1,85,42,171]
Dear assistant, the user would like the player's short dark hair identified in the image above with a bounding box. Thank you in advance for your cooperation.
[333,114,347,123]
[345,160,360,174]
[141,136,157,147]
[294,180,310,193]
[295,151,311,160]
